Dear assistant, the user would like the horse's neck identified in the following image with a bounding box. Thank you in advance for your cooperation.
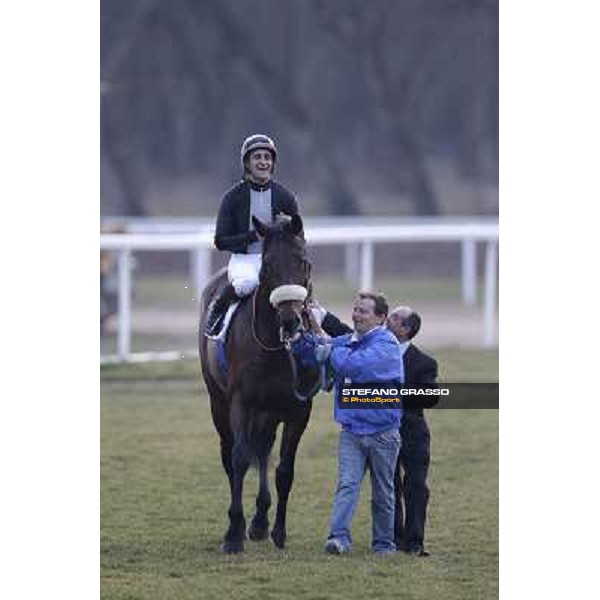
[254,286,280,346]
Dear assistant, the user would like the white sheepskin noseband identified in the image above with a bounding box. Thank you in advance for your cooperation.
[269,284,308,306]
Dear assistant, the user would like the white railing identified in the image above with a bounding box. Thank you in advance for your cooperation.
[102,216,495,301]
[100,218,498,361]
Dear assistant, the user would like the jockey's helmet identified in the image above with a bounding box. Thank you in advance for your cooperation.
[240,134,277,169]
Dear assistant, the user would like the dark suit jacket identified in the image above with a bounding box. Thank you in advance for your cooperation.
[320,312,439,412]
[321,312,352,337]
[402,344,439,412]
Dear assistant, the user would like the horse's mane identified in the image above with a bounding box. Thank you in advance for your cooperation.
[263,223,304,245]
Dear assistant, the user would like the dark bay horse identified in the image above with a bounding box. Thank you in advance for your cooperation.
[199,214,320,553]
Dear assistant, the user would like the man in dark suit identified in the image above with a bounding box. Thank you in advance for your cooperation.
[386,306,438,557]
[313,303,438,557]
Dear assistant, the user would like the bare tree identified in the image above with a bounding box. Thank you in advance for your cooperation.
[199,0,361,214]
[100,0,498,216]
[314,0,439,214]
[313,0,498,215]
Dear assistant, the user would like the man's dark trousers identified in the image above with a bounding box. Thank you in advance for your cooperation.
[394,409,431,551]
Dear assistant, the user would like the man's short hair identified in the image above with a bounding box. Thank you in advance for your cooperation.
[403,311,422,340]
[357,292,389,317]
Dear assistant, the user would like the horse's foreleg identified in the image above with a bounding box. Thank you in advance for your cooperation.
[271,418,308,549]
[220,434,233,493]
[222,430,250,553]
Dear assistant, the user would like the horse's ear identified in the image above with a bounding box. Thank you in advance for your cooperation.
[252,216,269,237]
[289,214,304,237]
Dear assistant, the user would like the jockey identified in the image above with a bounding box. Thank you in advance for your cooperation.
[205,134,300,336]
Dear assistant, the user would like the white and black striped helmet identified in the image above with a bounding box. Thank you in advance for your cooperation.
[240,134,277,169]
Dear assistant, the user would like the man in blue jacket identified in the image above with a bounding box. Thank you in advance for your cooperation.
[293,292,403,555]
[310,302,439,556]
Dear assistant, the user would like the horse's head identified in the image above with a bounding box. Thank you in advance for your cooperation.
[253,214,312,342]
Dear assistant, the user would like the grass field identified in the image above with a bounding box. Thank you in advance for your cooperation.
[101,350,498,599]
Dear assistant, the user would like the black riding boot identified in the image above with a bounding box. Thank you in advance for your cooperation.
[205,284,239,336]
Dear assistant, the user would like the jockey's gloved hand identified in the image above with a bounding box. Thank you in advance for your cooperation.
[275,213,292,225]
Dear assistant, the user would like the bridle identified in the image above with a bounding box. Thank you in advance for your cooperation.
[250,285,322,402]
[251,289,287,351]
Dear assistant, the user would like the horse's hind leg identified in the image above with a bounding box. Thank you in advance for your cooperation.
[248,424,276,541]
[248,452,271,540]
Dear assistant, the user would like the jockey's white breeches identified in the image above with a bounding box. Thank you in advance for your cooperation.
[227,253,262,297]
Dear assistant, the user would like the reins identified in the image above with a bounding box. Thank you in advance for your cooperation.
[251,289,284,351]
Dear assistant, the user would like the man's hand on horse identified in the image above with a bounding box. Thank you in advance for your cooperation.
[314,341,333,364]
[306,300,328,337]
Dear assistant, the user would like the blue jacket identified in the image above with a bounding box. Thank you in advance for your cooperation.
[293,326,404,435]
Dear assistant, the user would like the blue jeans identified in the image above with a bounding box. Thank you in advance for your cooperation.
[329,428,401,553]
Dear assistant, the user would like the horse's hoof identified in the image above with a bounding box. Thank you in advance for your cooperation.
[248,522,269,541]
[271,528,286,549]
[221,539,245,554]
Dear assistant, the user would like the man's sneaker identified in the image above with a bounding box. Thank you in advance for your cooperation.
[324,538,346,555]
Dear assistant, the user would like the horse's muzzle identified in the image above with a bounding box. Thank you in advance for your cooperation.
[270,285,308,341]
[277,300,304,339]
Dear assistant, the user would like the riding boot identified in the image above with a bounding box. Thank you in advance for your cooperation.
[205,283,239,336]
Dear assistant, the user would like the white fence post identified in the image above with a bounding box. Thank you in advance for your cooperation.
[483,240,498,348]
[360,241,374,290]
[461,238,477,307]
[344,243,360,283]
[190,248,210,296]
[117,249,132,360]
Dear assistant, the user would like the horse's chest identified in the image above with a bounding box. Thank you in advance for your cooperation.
[237,356,295,397]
